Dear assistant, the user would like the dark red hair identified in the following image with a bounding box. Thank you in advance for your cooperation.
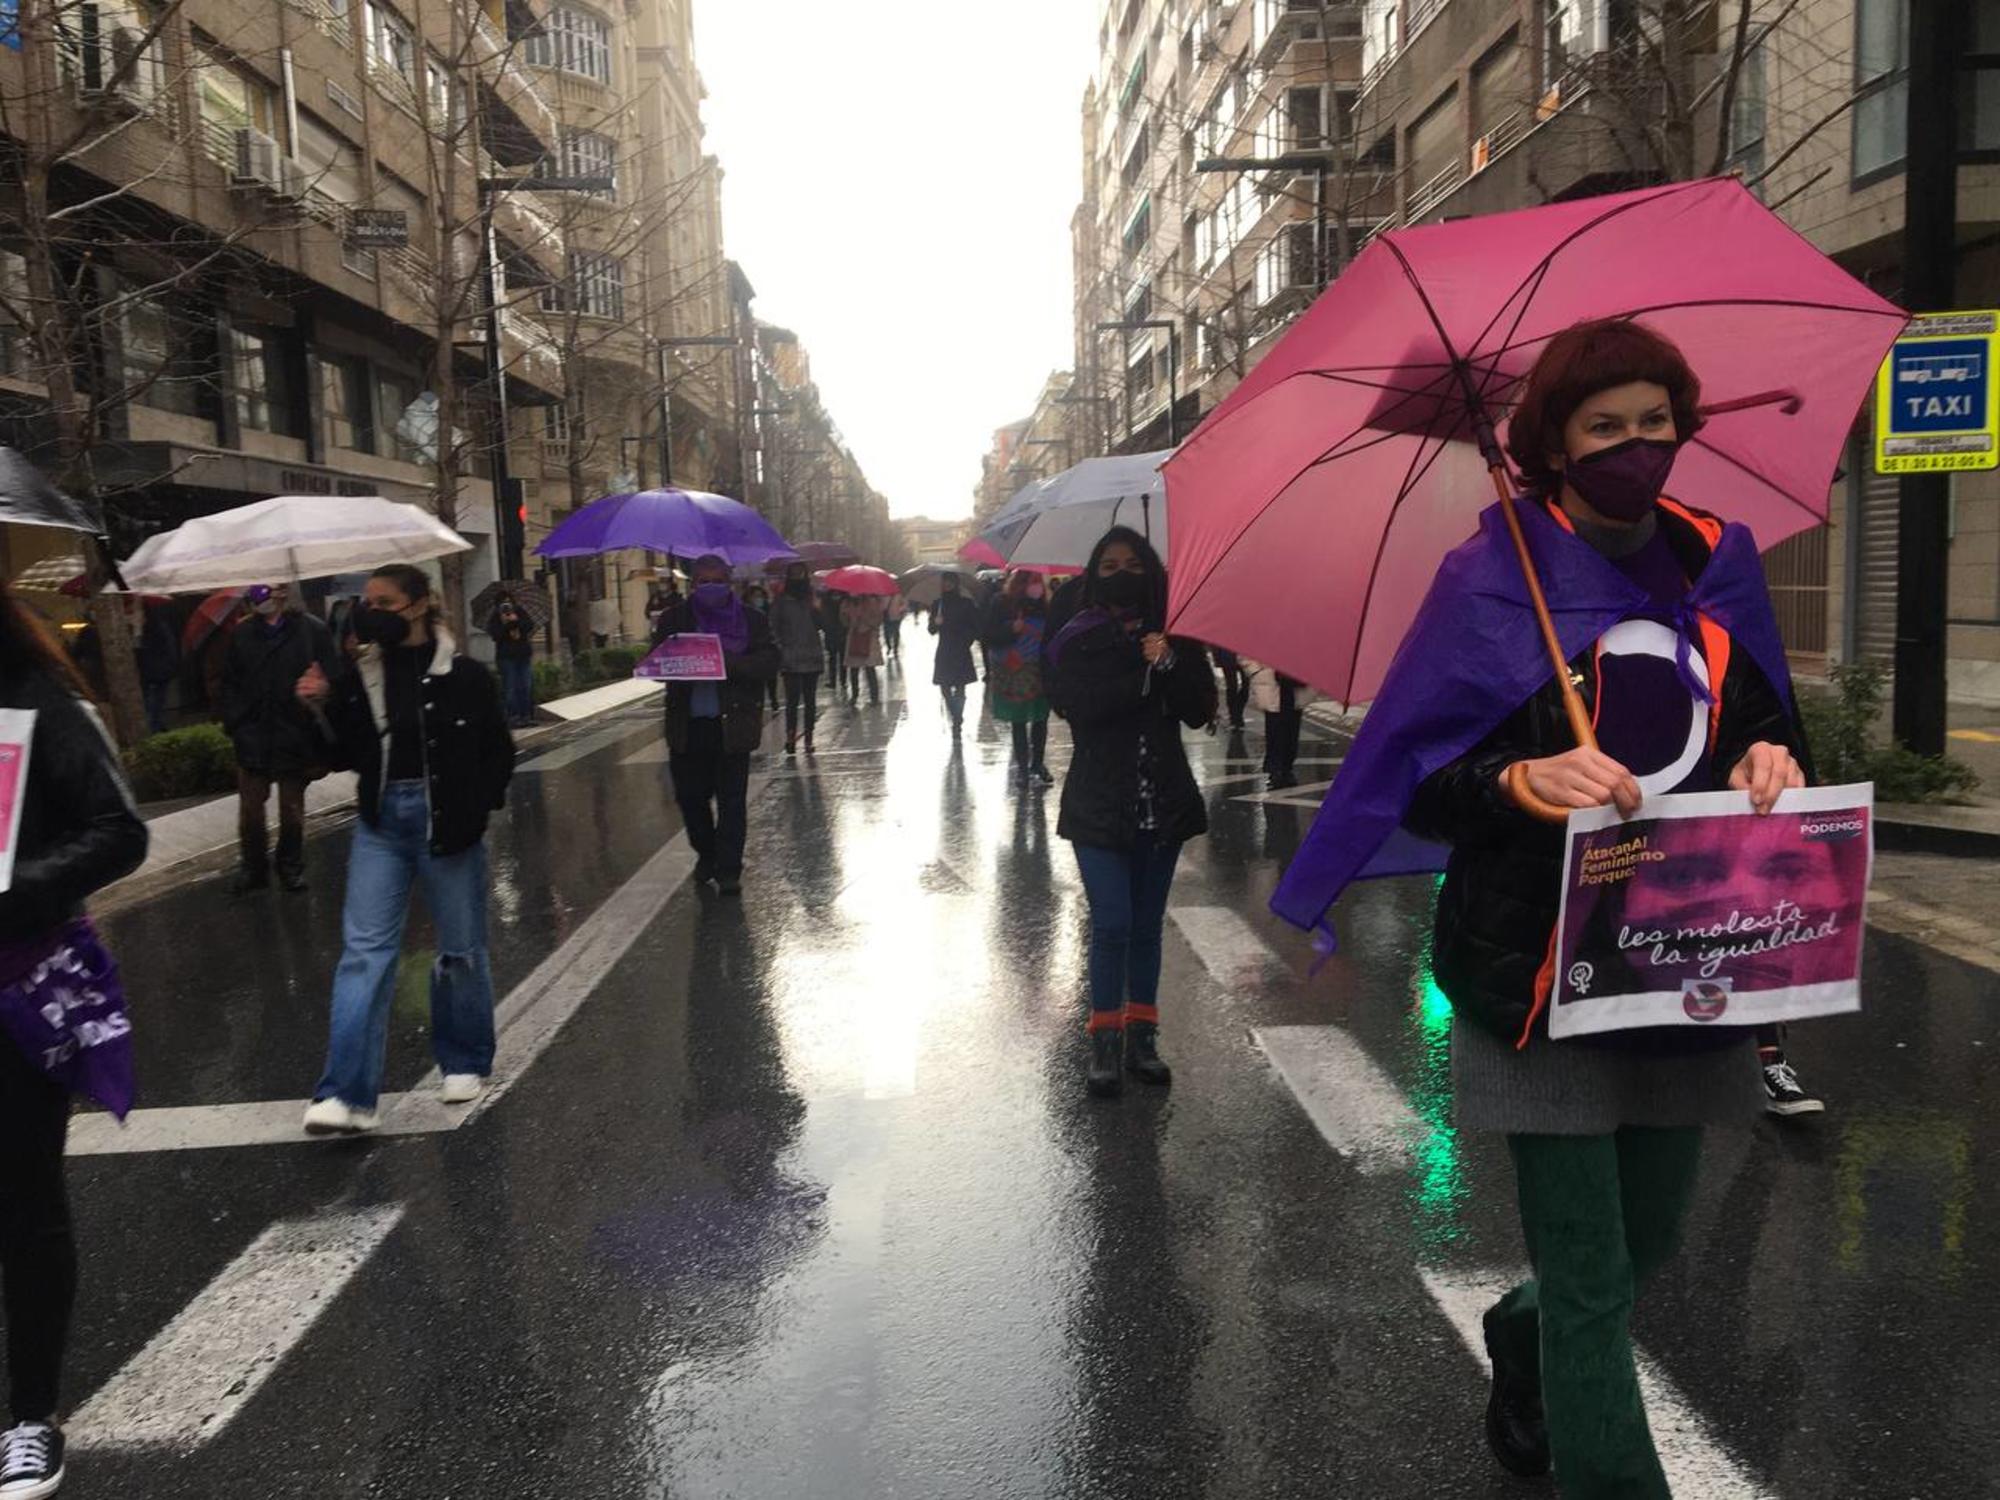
[1506,318,1705,495]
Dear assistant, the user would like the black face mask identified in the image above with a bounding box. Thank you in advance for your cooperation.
[354,604,412,647]
[1096,570,1149,611]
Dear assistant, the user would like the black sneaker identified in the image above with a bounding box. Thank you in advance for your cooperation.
[1480,1315,1550,1478]
[1762,1057,1824,1116]
[716,872,742,897]
[1032,764,1054,786]
[0,1421,65,1498]
[692,857,717,886]
[228,867,269,896]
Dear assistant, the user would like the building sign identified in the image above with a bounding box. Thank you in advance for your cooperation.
[344,210,409,251]
[1874,310,2000,474]
[278,468,378,498]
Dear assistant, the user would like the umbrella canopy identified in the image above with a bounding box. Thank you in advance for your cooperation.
[976,451,1171,569]
[1164,177,1906,703]
[897,563,985,607]
[122,496,471,593]
[11,554,87,593]
[957,536,1006,568]
[182,588,249,655]
[470,580,553,627]
[786,540,861,569]
[535,487,796,566]
[821,565,899,597]
[0,449,103,534]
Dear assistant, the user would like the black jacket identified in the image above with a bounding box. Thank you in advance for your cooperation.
[221,613,340,776]
[652,600,780,756]
[0,669,147,941]
[1405,512,1810,1046]
[1046,618,1216,850]
[318,631,516,857]
[486,608,535,663]
[929,593,980,688]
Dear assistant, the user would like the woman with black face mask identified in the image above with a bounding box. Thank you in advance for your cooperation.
[294,564,515,1135]
[928,573,979,739]
[769,564,824,754]
[1044,527,1215,1098]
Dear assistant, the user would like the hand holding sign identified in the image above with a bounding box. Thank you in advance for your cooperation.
[635,634,727,681]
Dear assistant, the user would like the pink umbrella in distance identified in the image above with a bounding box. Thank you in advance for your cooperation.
[1164,178,1906,724]
[958,536,1006,568]
[821,565,899,597]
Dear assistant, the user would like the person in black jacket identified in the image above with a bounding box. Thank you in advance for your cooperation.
[296,565,515,1135]
[486,596,537,728]
[654,554,780,895]
[928,574,980,739]
[219,584,340,894]
[136,603,179,735]
[1045,526,1215,1098]
[0,583,147,1497]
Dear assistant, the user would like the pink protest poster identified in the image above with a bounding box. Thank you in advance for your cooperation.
[1550,784,1873,1039]
[635,633,727,682]
[0,708,35,893]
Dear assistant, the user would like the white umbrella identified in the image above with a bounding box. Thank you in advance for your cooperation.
[897,563,986,608]
[121,495,471,593]
[977,450,1171,568]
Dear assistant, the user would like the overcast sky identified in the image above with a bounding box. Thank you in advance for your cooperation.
[698,0,1099,521]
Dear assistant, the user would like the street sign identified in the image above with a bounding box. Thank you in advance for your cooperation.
[1874,309,2000,474]
[344,209,409,251]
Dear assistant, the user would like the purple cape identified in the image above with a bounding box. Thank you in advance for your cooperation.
[1269,499,1797,940]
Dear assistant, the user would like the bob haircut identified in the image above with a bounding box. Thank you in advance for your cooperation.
[1506,318,1705,495]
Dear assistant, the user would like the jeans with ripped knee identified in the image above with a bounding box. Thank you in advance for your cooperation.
[315,780,496,1110]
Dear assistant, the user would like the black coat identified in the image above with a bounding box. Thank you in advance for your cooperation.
[1045,618,1216,851]
[929,593,979,688]
[221,614,340,776]
[1405,514,1810,1046]
[318,633,515,857]
[653,600,780,756]
[0,668,147,941]
[486,608,535,663]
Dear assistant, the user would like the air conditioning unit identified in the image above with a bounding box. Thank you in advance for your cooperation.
[233,128,282,189]
[269,156,311,202]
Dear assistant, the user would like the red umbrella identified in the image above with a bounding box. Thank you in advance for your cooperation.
[182,588,249,654]
[957,536,1006,568]
[821,565,899,597]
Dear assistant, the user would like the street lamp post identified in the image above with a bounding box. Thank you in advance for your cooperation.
[1095,319,1181,448]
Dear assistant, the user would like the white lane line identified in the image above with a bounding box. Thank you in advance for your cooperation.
[68,1204,406,1453]
[1417,1267,1778,1500]
[1170,906,1283,985]
[68,782,769,1156]
[1230,778,1337,806]
[514,718,657,773]
[1252,1025,1424,1174]
[620,738,671,765]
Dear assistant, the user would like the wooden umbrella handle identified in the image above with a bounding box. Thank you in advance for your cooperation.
[1487,464,1595,826]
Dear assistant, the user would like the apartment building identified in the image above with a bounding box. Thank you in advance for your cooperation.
[752,320,900,568]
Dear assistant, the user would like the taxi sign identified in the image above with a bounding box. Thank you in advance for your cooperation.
[1875,310,2000,474]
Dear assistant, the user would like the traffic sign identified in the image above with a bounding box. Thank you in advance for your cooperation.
[1874,310,2000,474]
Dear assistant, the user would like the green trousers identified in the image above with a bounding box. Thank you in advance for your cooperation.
[1486,1127,1705,1500]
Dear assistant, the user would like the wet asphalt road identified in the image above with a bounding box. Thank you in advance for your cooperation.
[48,637,2000,1499]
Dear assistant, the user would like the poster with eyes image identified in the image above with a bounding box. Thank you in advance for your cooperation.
[0,708,33,893]
[1550,784,1874,1039]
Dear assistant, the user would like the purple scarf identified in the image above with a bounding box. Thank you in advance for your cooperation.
[1045,604,1145,670]
[690,584,750,655]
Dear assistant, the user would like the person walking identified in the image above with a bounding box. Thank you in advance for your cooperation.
[0,581,148,1500]
[654,554,780,894]
[883,592,906,660]
[819,590,846,688]
[929,573,979,740]
[1045,527,1215,1098]
[841,593,884,706]
[983,569,1053,788]
[296,565,516,1135]
[588,592,618,649]
[135,602,179,736]
[219,584,339,894]
[743,583,780,713]
[1395,320,1810,1496]
[1212,647,1250,730]
[769,562,824,756]
[486,595,537,728]
[1246,661,1318,789]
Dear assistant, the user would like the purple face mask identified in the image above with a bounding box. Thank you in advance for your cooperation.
[1564,436,1678,523]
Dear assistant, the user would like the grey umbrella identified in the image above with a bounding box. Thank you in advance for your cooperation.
[0,449,103,534]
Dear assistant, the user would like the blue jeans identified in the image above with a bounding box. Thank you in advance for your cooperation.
[1073,835,1181,1026]
[498,656,533,722]
[316,782,496,1110]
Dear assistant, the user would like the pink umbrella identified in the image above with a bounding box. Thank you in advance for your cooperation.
[958,536,1006,568]
[1165,178,1906,721]
[821,565,899,597]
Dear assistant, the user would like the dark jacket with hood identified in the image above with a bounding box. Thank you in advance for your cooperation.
[653,597,781,756]
[221,610,341,776]
[1044,530,1218,851]
[929,590,980,687]
[1404,500,1809,1046]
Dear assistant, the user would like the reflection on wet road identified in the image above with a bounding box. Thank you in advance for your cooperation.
[56,636,2000,1498]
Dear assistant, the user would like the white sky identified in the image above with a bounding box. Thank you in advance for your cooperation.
[698,0,1100,522]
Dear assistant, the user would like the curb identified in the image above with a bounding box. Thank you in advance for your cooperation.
[1875,805,2000,858]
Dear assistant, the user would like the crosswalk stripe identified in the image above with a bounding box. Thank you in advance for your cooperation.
[1251,1024,1423,1173]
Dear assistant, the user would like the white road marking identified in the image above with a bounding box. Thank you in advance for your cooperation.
[1417,1266,1778,1500]
[1231,778,1337,806]
[1252,1025,1424,1174]
[538,677,661,720]
[68,1204,406,1453]
[514,718,658,773]
[1171,906,1284,984]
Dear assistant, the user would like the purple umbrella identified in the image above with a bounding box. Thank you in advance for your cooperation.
[535,487,797,566]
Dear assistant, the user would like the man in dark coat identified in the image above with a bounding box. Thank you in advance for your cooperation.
[928,575,980,738]
[653,554,780,895]
[220,584,339,893]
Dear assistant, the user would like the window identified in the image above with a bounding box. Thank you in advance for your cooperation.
[424,55,460,128]
[1122,196,1152,261]
[375,369,429,463]
[194,38,276,168]
[1286,85,1325,149]
[1852,0,1906,180]
[229,325,297,435]
[0,251,29,381]
[120,290,205,416]
[1121,124,1149,188]
[560,129,618,196]
[323,354,375,453]
[553,252,623,319]
[526,7,612,84]
[364,1,416,90]
[1726,43,1767,183]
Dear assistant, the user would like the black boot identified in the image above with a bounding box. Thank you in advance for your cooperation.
[230,866,270,896]
[1124,1021,1173,1086]
[1086,1029,1123,1098]
[1481,1307,1551,1478]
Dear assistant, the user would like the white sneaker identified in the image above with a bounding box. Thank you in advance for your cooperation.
[439,1073,484,1105]
[302,1097,380,1135]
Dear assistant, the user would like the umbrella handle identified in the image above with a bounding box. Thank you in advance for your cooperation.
[1489,465,1598,827]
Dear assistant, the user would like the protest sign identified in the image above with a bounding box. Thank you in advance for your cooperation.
[0,708,34,893]
[635,633,727,681]
[1551,784,1872,1039]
